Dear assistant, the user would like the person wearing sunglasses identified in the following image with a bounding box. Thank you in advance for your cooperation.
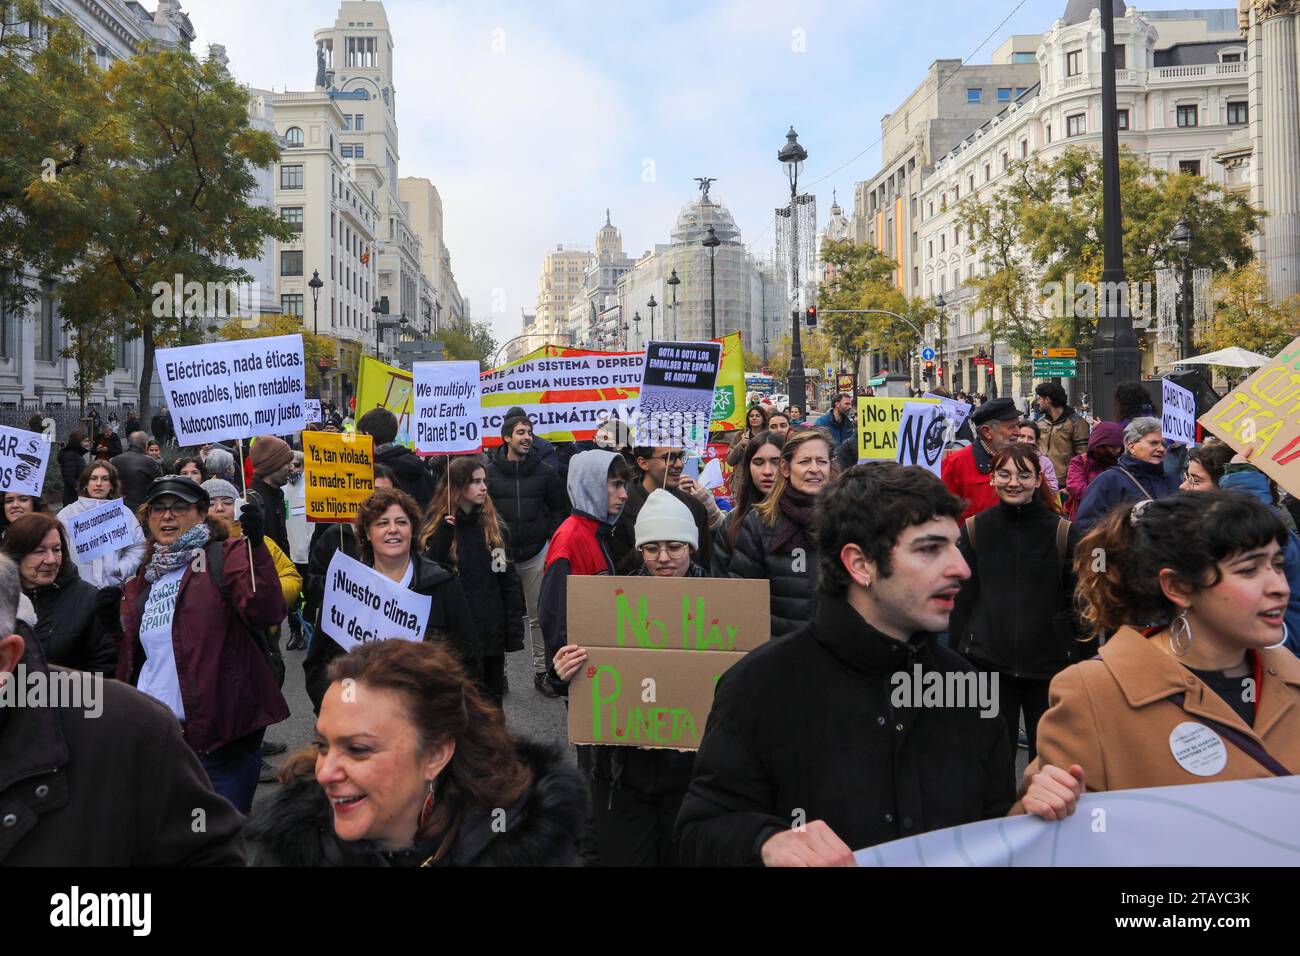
[554,489,707,866]
[611,446,712,574]
[96,476,289,813]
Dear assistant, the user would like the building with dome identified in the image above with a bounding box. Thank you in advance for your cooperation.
[567,211,636,347]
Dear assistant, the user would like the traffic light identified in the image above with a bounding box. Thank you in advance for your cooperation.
[985,364,994,376]
[805,306,817,328]
[923,359,935,382]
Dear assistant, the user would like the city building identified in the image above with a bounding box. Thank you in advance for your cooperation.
[533,245,593,345]
[567,211,635,349]
[399,176,466,334]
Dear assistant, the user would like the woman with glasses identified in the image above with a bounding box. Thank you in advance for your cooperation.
[713,430,785,576]
[728,430,832,638]
[950,444,1091,766]
[55,460,146,588]
[553,490,706,866]
[1075,417,1179,533]
[97,476,288,813]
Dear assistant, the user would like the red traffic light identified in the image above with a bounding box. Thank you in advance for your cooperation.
[924,360,934,371]
[805,306,817,327]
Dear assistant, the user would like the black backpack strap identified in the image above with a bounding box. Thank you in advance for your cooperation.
[1169,693,1293,777]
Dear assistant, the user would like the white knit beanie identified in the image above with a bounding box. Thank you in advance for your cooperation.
[634,489,698,550]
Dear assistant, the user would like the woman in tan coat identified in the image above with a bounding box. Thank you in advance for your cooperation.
[1018,489,1300,818]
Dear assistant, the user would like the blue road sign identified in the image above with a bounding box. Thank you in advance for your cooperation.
[921,347,935,361]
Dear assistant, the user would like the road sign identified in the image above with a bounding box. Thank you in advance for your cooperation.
[972,356,993,367]
[1032,358,1078,370]
[921,347,935,362]
[1031,347,1078,358]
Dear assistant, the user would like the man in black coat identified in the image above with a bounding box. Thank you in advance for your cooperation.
[358,407,435,508]
[0,556,245,865]
[485,414,568,697]
[611,446,712,574]
[676,461,1021,866]
[110,430,162,513]
[248,435,294,556]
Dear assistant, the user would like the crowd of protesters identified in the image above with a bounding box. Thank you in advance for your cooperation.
[3,376,1299,870]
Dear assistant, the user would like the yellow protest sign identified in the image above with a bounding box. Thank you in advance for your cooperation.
[856,397,939,462]
[304,431,375,523]
[1200,336,1300,497]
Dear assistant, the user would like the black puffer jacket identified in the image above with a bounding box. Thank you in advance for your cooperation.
[949,499,1093,680]
[485,444,568,563]
[303,554,478,711]
[25,560,116,675]
[247,739,585,866]
[59,443,87,506]
[110,446,162,513]
[376,444,437,509]
[727,509,818,639]
[423,507,526,658]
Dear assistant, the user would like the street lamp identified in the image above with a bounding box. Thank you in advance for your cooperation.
[778,125,809,412]
[632,310,642,349]
[1169,215,1193,361]
[933,292,947,385]
[621,320,630,351]
[308,269,324,335]
[666,269,680,339]
[647,295,657,342]
[702,225,720,339]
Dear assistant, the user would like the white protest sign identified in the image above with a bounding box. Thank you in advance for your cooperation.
[1161,378,1197,446]
[412,361,482,454]
[857,776,1300,866]
[699,457,726,492]
[896,402,947,476]
[64,498,134,563]
[157,334,306,445]
[321,550,432,651]
[924,393,972,441]
[0,425,50,496]
[304,399,322,423]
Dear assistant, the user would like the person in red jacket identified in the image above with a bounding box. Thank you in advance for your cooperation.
[538,449,631,695]
[941,397,1021,522]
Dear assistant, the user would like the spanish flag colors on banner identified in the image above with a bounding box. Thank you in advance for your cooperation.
[354,332,746,449]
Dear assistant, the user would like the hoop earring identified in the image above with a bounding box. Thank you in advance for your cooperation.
[1169,610,1193,657]
[1265,620,1288,651]
[417,777,437,831]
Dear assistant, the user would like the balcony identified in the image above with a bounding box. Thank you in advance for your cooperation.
[1150,62,1246,85]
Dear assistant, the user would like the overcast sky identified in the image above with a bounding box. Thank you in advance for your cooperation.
[188,0,1213,346]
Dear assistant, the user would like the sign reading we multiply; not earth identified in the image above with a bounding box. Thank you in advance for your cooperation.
[565,577,769,750]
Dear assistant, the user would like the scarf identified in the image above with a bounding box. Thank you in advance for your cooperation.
[145,522,211,583]
[772,486,815,555]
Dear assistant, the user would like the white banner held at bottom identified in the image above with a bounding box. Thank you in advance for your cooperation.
[321,550,432,651]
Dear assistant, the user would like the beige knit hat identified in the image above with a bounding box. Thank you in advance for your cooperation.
[634,489,698,550]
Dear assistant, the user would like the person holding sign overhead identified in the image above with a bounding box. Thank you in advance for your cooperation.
[55,461,146,588]
[103,476,289,813]
[1015,490,1300,818]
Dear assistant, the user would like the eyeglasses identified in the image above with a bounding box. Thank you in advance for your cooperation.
[647,453,685,464]
[148,501,195,516]
[1182,472,1206,487]
[640,542,689,559]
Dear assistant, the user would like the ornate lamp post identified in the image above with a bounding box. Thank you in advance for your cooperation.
[666,269,680,339]
[647,294,657,342]
[702,226,720,339]
[1169,215,1193,361]
[308,269,324,335]
[778,126,809,412]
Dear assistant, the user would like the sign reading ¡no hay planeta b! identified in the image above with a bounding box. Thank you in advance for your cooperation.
[1200,335,1300,498]
[565,576,770,750]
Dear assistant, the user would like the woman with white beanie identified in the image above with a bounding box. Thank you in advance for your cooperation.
[553,488,706,866]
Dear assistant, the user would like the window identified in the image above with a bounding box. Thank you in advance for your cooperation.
[281,294,304,317]
[1067,113,1086,137]
[1013,52,1035,64]
[280,164,303,189]
[0,272,10,359]
[968,174,975,192]
[1000,152,1009,171]
[355,114,364,131]
[346,36,376,67]
[1015,86,1028,97]
[1117,109,1130,130]
[1114,45,1126,70]
[331,212,335,238]
[285,126,304,147]
[36,280,56,363]
[928,240,934,259]
[1066,50,1081,76]
[1179,160,1202,177]
[1221,52,1242,63]
[1228,101,1248,125]
[352,144,364,159]
[967,89,982,104]
[281,251,304,276]
[340,145,354,158]
[1020,139,1029,157]
[1177,105,1199,128]
[280,207,303,233]
[1045,123,1052,143]
[928,201,934,218]
[343,114,353,130]
[997,88,1011,102]
[984,163,991,182]
[940,235,946,253]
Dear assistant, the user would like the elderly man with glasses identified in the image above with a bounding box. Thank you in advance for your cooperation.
[611,445,713,573]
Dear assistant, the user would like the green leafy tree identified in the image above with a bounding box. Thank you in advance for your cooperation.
[817,239,919,370]
[768,330,832,384]
[214,315,339,391]
[1200,264,1300,360]
[2,6,292,422]
[441,318,499,368]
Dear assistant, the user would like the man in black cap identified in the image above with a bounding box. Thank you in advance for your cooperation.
[940,396,1021,522]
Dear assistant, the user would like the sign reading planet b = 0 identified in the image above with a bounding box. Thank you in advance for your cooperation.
[412,360,483,454]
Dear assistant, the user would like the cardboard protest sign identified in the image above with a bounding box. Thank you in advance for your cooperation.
[923,392,972,441]
[321,550,432,652]
[1200,337,1300,495]
[857,397,939,462]
[634,341,723,453]
[63,498,134,563]
[157,334,306,445]
[896,402,946,476]
[304,399,322,423]
[412,361,482,454]
[1161,378,1197,446]
[565,576,770,749]
[0,425,50,496]
[304,431,374,523]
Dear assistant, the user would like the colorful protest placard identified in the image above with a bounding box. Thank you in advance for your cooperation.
[634,341,722,452]
[0,425,50,497]
[412,361,482,454]
[321,550,431,652]
[303,431,374,523]
[1162,378,1197,446]
[157,334,306,445]
[923,392,972,440]
[565,576,770,749]
[63,498,134,563]
[304,399,322,423]
[1199,337,1300,495]
[356,354,416,444]
[896,402,947,476]
[857,397,940,462]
